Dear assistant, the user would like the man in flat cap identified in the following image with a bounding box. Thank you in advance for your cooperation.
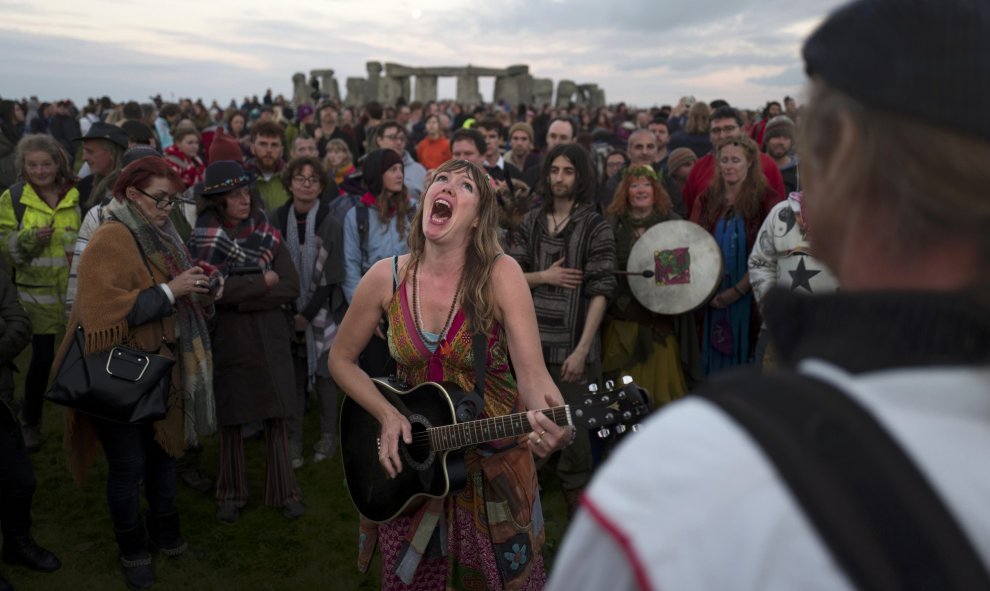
[74,121,129,212]
[548,1,990,589]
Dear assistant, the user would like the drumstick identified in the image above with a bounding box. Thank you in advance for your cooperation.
[610,270,655,278]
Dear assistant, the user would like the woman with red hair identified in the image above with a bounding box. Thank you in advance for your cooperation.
[57,156,218,589]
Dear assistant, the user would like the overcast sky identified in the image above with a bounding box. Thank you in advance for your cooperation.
[1,0,848,109]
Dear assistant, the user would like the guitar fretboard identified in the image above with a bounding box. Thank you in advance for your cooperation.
[428,406,572,452]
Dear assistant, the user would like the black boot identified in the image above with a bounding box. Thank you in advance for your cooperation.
[146,511,187,557]
[114,523,154,589]
[0,570,12,591]
[1,536,60,572]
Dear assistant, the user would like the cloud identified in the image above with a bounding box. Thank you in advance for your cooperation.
[0,0,846,107]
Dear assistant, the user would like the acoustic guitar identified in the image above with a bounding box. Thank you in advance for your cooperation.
[340,376,649,522]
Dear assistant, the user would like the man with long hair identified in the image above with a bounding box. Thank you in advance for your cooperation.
[508,143,615,516]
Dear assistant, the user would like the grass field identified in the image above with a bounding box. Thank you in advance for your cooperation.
[6,347,572,591]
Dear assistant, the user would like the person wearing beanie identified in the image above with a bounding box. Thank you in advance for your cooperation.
[549,1,990,590]
[208,128,244,164]
[762,115,799,194]
[666,146,697,216]
[341,148,412,304]
[506,121,540,172]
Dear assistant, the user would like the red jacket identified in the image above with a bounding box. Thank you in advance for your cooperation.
[682,151,785,219]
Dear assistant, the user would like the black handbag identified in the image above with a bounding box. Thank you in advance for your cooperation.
[47,325,174,424]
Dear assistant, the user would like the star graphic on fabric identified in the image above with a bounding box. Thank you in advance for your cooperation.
[789,257,822,292]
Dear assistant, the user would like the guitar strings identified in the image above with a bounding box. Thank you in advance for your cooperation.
[404,406,570,448]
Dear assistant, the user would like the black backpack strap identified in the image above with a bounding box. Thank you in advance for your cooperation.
[698,370,990,591]
[9,182,26,229]
[357,203,370,273]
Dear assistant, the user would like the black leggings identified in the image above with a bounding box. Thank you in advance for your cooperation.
[23,334,55,427]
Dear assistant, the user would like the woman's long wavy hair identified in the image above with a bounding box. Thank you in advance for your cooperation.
[607,165,673,218]
[699,135,767,242]
[406,159,502,335]
[15,134,76,191]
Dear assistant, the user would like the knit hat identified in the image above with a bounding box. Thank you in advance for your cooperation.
[667,147,697,174]
[121,145,161,166]
[508,122,534,143]
[208,128,243,164]
[803,0,990,142]
[362,149,404,197]
[201,160,252,196]
[762,115,795,146]
[297,104,314,122]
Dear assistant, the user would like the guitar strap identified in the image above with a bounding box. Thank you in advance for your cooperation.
[452,333,487,423]
[698,369,990,591]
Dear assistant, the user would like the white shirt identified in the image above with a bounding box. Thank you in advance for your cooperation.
[547,361,990,591]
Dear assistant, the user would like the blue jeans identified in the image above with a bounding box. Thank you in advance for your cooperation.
[92,418,177,532]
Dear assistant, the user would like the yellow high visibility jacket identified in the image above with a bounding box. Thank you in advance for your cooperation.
[0,183,80,335]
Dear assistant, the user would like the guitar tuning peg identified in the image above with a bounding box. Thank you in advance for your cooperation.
[622,375,634,385]
[587,383,599,393]
[597,427,611,439]
[599,394,611,404]
[631,424,640,433]
[604,379,615,391]
[616,424,627,434]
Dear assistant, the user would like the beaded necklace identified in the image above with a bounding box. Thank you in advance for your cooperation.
[412,261,462,347]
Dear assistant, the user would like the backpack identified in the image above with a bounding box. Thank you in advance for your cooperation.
[7,182,26,228]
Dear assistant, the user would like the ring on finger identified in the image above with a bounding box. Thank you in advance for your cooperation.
[535,436,543,445]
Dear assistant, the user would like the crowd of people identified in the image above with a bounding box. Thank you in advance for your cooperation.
[0,0,987,588]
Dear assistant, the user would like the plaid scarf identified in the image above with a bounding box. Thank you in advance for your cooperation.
[284,205,336,387]
[103,198,217,445]
[188,208,281,272]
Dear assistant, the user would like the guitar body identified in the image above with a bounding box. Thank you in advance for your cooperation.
[340,379,467,523]
[340,375,650,523]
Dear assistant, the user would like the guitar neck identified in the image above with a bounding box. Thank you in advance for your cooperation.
[429,405,572,452]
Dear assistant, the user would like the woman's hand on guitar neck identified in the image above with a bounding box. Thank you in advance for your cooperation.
[522,394,574,458]
[379,408,413,479]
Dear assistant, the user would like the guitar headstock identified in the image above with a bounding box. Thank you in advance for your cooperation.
[571,376,650,439]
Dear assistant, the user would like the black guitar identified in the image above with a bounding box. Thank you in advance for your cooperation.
[340,376,649,522]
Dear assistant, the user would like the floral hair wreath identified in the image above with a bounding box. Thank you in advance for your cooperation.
[621,165,660,182]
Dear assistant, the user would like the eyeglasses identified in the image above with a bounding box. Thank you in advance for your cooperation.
[710,124,739,136]
[135,187,185,210]
[292,175,321,186]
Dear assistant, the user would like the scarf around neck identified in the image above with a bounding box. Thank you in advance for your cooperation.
[285,203,335,385]
[103,197,217,444]
[188,207,281,272]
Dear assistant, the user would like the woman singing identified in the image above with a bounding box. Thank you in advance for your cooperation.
[329,159,572,590]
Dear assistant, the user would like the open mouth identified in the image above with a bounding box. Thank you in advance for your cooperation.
[430,198,452,224]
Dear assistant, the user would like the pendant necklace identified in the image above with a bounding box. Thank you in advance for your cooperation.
[412,261,462,347]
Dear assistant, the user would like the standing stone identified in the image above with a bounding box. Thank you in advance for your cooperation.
[345,77,366,107]
[456,72,482,105]
[366,62,383,104]
[414,75,438,103]
[556,80,576,108]
[380,76,404,106]
[292,72,309,106]
[533,78,553,107]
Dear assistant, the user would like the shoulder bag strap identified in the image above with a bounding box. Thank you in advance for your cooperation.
[698,370,990,591]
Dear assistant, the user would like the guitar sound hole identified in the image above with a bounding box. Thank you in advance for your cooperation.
[401,414,435,471]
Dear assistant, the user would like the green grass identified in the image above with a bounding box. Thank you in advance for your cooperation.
[7,348,572,590]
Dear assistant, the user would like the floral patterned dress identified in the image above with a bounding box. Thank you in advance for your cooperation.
[376,278,547,591]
